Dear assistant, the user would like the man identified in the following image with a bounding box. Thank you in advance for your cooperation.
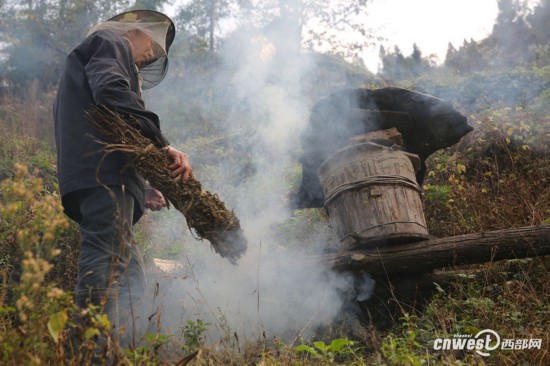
[53,10,191,341]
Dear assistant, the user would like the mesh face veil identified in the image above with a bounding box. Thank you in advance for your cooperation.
[86,10,176,89]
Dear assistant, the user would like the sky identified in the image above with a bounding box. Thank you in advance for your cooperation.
[360,0,500,72]
[163,0,513,73]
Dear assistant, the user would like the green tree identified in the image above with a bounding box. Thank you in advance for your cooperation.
[239,0,373,58]
[131,0,166,11]
[444,0,536,72]
[444,38,487,74]
[379,43,432,80]
[0,0,130,93]
[173,0,374,68]
[489,0,532,67]
[379,45,404,80]
[526,0,550,65]
[175,0,241,59]
[410,43,430,76]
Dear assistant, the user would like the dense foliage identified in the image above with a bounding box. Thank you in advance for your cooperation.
[1,0,549,365]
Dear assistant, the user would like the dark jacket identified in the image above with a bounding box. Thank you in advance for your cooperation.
[54,29,168,223]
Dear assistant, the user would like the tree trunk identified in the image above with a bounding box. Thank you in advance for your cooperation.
[209,0,216,59]
[326,225,550,277]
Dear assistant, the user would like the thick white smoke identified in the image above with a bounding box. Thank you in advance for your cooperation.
[139,16,375,346]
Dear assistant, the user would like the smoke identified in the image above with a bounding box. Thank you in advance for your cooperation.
[138,16,375,345]
[147,228,361,342]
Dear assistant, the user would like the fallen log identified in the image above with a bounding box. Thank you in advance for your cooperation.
[326,225,550,277]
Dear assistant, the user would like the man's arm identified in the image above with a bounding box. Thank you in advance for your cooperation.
[83,30,168,147]
[83,30,192,183]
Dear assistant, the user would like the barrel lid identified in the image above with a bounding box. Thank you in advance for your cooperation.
[317,141,421,178]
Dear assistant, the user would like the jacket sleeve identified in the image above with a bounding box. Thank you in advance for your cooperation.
[83,30,169,147]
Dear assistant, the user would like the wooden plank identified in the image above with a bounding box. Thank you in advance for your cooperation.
[347,127,404,146]
[325,225,550,277]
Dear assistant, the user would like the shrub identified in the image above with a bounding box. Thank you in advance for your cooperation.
[0,165,130,364]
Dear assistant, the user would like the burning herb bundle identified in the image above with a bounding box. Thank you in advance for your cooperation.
[86,106,247,264]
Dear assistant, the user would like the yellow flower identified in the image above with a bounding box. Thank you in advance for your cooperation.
[47,288,65,299]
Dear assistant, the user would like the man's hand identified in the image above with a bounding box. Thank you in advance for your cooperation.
[163,146,192,184]
[145,188,166,211]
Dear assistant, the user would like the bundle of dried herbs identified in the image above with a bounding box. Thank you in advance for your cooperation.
[86,106,247,264]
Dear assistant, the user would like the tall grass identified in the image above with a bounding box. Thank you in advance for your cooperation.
[1,101,549,364]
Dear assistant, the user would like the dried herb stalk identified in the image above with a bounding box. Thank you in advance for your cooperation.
[86,106,247,264]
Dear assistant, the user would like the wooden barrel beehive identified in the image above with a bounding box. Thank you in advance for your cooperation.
[317,141,429,249]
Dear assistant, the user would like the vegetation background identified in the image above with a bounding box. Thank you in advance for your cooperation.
[1,0,549,364]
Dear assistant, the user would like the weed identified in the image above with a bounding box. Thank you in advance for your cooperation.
[124,333,172,363]
[182,318,210,353]
[295,337,366,365]
[2,66,550,365]
[0,165,71,363]
[367,258,550,365]
[0,165,131,364]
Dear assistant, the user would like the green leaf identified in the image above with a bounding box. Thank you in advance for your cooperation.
[313,341,327,353]
[329,338,352,352]
[295,344,319,357]
[94,313,110,330]
[47,311,68,343]
[433,282,446,294]
[0,306,16,315]
[85,327,100,340]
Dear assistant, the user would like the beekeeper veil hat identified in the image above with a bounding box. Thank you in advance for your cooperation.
[87,9,176,89]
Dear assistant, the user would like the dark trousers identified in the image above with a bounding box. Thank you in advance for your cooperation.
[71,186,145,340]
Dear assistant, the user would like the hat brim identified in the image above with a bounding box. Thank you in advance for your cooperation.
[87,10,176,89]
